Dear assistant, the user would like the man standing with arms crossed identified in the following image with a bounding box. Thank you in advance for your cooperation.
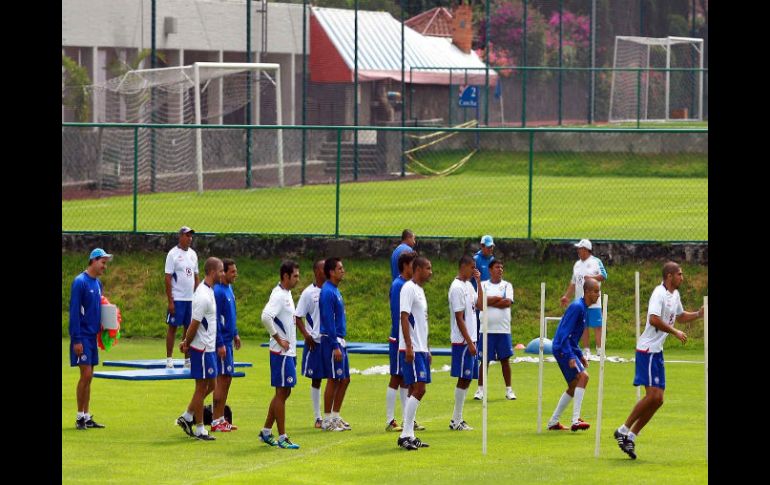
[397,256,433,450]
[448,255,484,431]
[295,259,326,429]
[176,257,224,441]
[210,258,241,432]
[165,226,199,369]
[613,262,704,460]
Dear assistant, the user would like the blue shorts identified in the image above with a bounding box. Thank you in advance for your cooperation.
[301,341,324,379]
[450,343,479,380]
[190,348,217,380]
[320,336,350,380]
[554,351,586,384]
[586,308,603,328]
[167,301,192,328]
[400,351,431,386]
[216,344,235,376]
[478,333,514,362]
[389,339,402,376]
[633,350,666,390]
[270,352,298,388]
[70,336,99,367]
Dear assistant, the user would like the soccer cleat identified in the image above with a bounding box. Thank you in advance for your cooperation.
[259,432,278,446]
[165,360,175,369]
[195,432,216,441]
[211,421,232,432]
[473,389,484,400]
[76,417,87,430]
[397,436,419,450]
[571,418,590,432]
[84,416,105,429]
[277,437,300,449]
[226,421,238,431]
[335,417,351,431]
[449,419,474,431]
[613,429,627,448]
[314,418,323,429]
[176,416,195,437]
[385,419,403,432]
[410,437,429,448]
[413,421,426,431]
[621,437,637,459]
[184,359,191,369]
[505,390,517,400]
[548,422,567,431]
[321,419,344,432]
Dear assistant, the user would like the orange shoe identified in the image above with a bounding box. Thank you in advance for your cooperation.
[211,421,232,432]
[571,418,590,432]
[548,422,567,431]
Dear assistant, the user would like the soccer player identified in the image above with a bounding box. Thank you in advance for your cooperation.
[613,262,704,460]
[448,255,484,431]
[473,235,495,286]
[69,248,113,430]
[210,258,241,432]
[547,278,600,433]
[165,226,200,369]
[295,259,326,429]
[319,258,352,432]
[176,257,224,441]
[386,251,417,432]
[474,260,516,401]
[390,229,416,280]
[258,260,302,449]
[397,256,434,450]
[560,239,607,359]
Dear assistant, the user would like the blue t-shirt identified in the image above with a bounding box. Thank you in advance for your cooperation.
[69,271,104,343]
[320,280,347,349]
[552,298,588,361]
[389,276,408,340]
[472,250,495,290]
[214,282,238,347]
[391,243,413,281]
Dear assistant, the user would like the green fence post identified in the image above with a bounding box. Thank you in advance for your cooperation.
[527,130,534,238]
[522,0,528,127]
[133,126,139,233]
[335,128,341,237]
[558,0,563,126]
[637,69,642,128]
[301,0,307,185]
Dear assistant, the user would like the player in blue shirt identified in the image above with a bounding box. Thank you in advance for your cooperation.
[472,235,495,290]
[319,258,352,431]
[547,278,600,432]
[69,248,113,430]
[390,229,416,280]
[211,258,241,432]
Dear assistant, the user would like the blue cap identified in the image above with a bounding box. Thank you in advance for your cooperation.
[480,235,495,247]
[89,248,112,260]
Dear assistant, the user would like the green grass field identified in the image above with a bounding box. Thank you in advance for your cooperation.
[62,338,707,484]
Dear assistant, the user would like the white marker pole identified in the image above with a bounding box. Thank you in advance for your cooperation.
[594,293,608,458]
[635,272,641,402]
[537,282,545,433]
[482,284,489,455]
[704,295,708,461]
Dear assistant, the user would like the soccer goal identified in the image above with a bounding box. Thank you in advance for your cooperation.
[89,62,283,194]
[609,36,704,123]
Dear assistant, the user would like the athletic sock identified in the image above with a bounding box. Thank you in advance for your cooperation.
[386,386,398,422]
[618,424,630,435]
[452,387,468,422]
[399,396,420,439]
[572,387,586,424]
[399,387,409,417]
[182,410,194,421]
[549,392,572,425]
[628,431,637,441]
[311,387,322,419]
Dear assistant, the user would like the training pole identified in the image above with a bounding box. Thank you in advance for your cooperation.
[537,282,545,433]
[594,293,608,457]
[482,285,489,455]
[635,271,641,401]
[704,295,708,460]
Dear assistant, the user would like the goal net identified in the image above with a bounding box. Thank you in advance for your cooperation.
[609,36,704,123]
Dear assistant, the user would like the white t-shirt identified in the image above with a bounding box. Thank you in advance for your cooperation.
[165,246,199,301]
[262,284,297,356]
[295,283,322,343]
[190,282,217,352]
[637,284,684,353]
[449,278,478,344]
[571,255,606,309]
[399,280,429,352]
[480,280,513,334]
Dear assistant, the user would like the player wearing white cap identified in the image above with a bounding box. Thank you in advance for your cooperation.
[164,226,200,368]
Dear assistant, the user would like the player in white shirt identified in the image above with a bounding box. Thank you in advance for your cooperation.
[613,262,704,460]
[448,255,484,431]
[560,239,607,358]
[474,260,516,401]
[294,259,326,429]
[164,226,200,368]
[259,260,302,449]
[176,257,224,441]
[396,256,433,450]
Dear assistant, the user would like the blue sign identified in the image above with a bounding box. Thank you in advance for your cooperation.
[458,85,479,107]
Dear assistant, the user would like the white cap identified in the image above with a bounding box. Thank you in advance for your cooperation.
[574,239,592,251]
[480,235,495,247]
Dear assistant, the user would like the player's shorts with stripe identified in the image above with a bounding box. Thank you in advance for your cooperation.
[389,338,402,376]
[554,350,586,384]
[478,333,514,362]
[190,348,217,380]
[70,336,99,367]
[586,307,603,328]
[216,343,235,376]
[320,335,350,380]
[450,343,479,380]
[633,350,666,390]
[301,340,324,379]
[166,300,192,328]
[270,352,298,388]
[399,351,431,386]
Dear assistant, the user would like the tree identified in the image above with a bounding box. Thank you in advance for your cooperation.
[62,54,92,122]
